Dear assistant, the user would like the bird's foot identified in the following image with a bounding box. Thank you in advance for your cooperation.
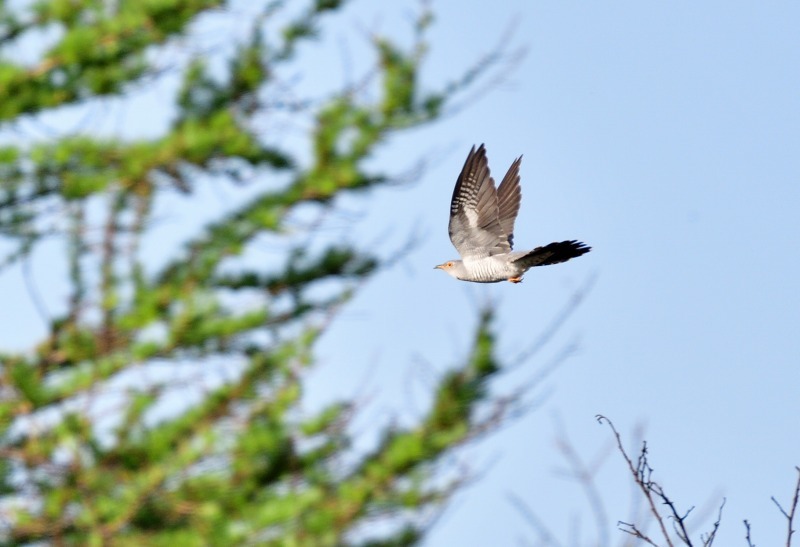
[508,276,523,284]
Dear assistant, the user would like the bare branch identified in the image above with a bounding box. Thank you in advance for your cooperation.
[651,481,692,544]
[599,416,734,546]
[618,520,659,546]
[597,415,674,547]
[700,498,725,546]
[553,419,611,547]
[772,466,800,547]
[743,519,755,547]
[507,492,565,547]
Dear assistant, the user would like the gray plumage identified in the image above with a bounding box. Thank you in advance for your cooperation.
[435,144,590,283]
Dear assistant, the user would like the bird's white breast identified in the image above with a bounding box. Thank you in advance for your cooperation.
[462,255,514,282]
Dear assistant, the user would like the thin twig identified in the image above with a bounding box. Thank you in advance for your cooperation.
[653,481,692,544]
[597,415,674,547]
[743,519,755,547]
[618,520,659,546]
[507,492,564,547]
[772,466,800,547]
[553,419,611,547]
[700,498,725,546]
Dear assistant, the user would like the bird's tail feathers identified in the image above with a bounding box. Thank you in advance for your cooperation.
[513,240,591,268]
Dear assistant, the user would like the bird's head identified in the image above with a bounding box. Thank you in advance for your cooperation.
[434,260,465,279]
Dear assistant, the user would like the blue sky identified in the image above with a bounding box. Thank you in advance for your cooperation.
[308,1,800,544]
[1,1,799,545]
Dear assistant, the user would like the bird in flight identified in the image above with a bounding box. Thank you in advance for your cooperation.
[435,144,590,283]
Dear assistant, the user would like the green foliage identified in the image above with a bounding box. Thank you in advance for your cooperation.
[0,0,222,120]
[0,1,512,545]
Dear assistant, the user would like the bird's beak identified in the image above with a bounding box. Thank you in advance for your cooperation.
[434,264,443,270]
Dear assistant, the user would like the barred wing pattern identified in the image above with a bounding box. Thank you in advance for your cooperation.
[496,155,522,249]
[448,144,522,259]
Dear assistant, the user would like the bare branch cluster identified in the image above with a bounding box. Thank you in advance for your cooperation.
[598,415,799,547]
[597,413,721,547]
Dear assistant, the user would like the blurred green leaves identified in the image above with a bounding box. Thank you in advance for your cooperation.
[0,1,515,545]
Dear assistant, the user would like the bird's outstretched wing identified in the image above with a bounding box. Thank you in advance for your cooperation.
[449,144,516,258]
[496,155,522,249]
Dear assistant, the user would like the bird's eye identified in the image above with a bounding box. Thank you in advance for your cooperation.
[447,262,453,267]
